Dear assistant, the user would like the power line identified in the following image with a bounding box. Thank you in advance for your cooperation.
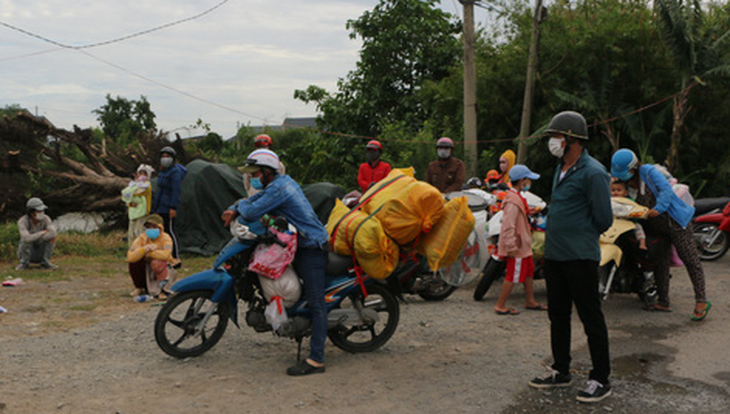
[0,0,229,50]
[76,49,268,123]
[0,47,61,63]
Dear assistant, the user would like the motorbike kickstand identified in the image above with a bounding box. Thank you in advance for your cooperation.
[295,336,303,363]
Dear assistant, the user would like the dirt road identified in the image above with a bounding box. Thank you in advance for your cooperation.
[1,256,728,413]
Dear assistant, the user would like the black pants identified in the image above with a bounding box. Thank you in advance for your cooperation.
[159,212,180,260]
[614,232,664,272]
[545,259,610,384]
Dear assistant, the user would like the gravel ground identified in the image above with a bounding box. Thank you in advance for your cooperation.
[0,256,729,414]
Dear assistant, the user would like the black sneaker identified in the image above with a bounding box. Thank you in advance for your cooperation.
[528,368,572,389]
[576,380,612,403]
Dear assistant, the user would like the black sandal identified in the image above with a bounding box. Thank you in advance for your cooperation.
[286,360,325,376]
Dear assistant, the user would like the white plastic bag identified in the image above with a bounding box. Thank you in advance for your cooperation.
[258,266,302,308]
[264,297,288,331]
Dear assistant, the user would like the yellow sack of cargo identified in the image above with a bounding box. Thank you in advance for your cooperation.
[417,196,475,271]
[354,224,399,280]
[377,181,445,245]
[326,199,399,279]
[395,167,415,177]
[326,199,357,255]
[360,169,415,214]
[531,230,545,261]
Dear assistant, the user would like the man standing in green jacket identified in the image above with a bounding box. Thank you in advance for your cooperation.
[528,111,613,403]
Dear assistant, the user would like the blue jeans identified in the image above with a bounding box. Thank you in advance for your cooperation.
[293,246,328,364]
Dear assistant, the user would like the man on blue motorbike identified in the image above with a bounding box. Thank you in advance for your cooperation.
[222,149,329,376]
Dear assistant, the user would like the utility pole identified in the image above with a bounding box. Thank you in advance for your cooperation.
[516,0,545,164]
[460,0,478,177]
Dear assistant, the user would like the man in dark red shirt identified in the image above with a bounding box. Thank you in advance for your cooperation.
[358,140,392,193]
[425,137,466,193]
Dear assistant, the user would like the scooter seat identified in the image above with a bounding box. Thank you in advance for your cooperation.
[326,252,354,276]
[694,197,730,217]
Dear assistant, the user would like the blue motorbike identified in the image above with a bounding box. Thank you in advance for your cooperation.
[154,220,400,359]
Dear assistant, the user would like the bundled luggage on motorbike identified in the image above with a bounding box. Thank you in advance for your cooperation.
[326,199,399,280]
[417,196,475,271]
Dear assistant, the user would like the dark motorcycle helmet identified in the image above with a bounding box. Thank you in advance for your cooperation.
[545,111,589,140]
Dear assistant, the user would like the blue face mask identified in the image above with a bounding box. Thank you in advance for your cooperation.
[521,184,531,192]
[250,177,264,190]
[145,228,161,240]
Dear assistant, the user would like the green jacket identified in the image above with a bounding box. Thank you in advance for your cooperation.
[545,150,613,262]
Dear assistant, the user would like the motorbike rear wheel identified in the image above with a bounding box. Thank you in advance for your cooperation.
[328,283,400,353]
[154,290,230,358]
[417,279,457,301]
[693,222,729,261]
[473,257,505,301]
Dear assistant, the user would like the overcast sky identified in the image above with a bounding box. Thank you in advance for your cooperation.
[1,0,491,139]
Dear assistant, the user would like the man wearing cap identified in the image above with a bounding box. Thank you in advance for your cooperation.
[425,137,466,193]
[126,214,173,299]
[528,111,614,404]
[17,197,58,270]
[357,140,391,193]
[222,149,329,377]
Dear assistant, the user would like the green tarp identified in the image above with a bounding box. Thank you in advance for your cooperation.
[176,160,346,256]
[177,160,245,256]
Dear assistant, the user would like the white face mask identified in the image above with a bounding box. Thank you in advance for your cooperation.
[548,137,566,158]
[161,157,174,168]
[35,212,46,221]
[437,148,451,159]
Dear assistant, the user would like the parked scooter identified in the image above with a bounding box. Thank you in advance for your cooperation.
[154,219,400,359]
[598,197,658,307]
[472,191,547,301]
[692,197,730,261]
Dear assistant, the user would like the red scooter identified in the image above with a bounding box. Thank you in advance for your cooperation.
[693,197,730,261]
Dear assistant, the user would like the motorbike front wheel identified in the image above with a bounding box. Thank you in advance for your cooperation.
[693,222,729,261]
[473,258,505,301]
[328,283,400,353]
[154,290,230,359]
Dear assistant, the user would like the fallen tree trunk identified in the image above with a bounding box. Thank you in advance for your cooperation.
[0,111,187,222]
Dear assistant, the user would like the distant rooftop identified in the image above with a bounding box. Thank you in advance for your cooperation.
[249,117,318,133]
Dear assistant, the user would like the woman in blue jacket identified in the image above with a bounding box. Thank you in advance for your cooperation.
[151,146,187,266]
[611,149,710,321]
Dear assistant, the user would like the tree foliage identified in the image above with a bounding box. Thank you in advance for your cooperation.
[295,0,461,137]
[92,94,157,145]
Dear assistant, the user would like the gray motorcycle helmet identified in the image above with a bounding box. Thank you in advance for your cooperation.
[26,197,48,211]
[545,111,589,140]
[160,146,177,158]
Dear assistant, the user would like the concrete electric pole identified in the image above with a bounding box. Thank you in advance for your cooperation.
[460,0,478,177]
[516,0,546,164]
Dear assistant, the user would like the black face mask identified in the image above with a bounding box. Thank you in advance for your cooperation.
[367,151,380,162]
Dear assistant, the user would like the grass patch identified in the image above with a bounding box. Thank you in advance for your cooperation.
[0,222,127,262]
[1,267,70,283]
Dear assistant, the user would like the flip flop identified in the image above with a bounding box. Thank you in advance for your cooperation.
[691,301,712,321]
[495,307,520,316]
[526,303,548,311]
